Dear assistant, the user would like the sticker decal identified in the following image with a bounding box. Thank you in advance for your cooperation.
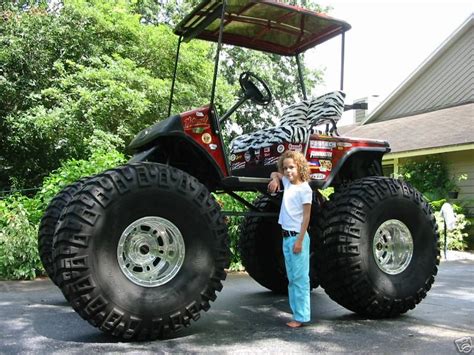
[288,143,303,152]
[310,140,336,149]
[202,133,212,144]
[310,150,332,159]
[244,151,251,162]
[231,162,245,170]
[310,173,326,180]
[263,146,271,157]
[230,154,236,162]
[209,144,217,150]
[277,144,285,153]
[264,156,279,166]
[184,116,209,130]
[319,160,332,172]
[192,127,206,134]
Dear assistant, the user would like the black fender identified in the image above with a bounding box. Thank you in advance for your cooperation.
[127,113,226,190]
[128,114,183,151]
[321,147,388,189]
[128,133,225,191]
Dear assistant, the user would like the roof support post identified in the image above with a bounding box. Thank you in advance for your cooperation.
[340,31,345,91]
[296,54,308,100]
[210,0,227,111]
[167,35,182,117]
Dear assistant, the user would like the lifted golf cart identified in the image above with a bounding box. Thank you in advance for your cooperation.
[39,0,439,340]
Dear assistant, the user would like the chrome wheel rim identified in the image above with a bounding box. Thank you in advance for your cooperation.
[117,216,185,287]
[372,219,413,275]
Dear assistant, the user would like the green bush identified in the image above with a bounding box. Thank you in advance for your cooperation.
[0,195,43,279]
[0,1,234,189]
[430,199,470,251]
[435,211,470,251]
[0,142,126,280]
[36,131,127,210]
[214,192,257,271]
[400,156,452,201]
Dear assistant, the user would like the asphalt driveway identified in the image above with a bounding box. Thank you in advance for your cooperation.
[0,258,473,354]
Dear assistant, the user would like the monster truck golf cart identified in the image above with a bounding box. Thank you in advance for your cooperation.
[39,0,439,340]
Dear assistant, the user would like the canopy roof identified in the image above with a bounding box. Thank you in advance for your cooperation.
[174,0,351,56]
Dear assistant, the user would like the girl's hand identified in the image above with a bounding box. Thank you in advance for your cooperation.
[293,239,303,254]
[267,178,280,193]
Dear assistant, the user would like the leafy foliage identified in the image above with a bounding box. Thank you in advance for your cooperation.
[400,156,460,201]
[0,143,126,280]
[36,134,127,210]
[0,0,233,189]
[214,192,257,271]
[130,0,202,25]
[0,194,42,280]
[435,210,470,251]
[430,199,470,251]
[400,157,470,250]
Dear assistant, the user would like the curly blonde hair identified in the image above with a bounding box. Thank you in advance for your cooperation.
[277,150,310,182]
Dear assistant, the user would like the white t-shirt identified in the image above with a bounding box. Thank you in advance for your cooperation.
[278,176,313,232]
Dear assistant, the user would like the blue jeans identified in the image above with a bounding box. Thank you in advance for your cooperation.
[282,233,310,323]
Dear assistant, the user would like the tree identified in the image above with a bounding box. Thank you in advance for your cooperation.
[0,0,233,189]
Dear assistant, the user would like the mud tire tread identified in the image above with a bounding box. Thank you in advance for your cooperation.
[316,176,439,317]
[52,163,229,340]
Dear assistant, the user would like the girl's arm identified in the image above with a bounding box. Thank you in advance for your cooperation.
[293,203,311,254]
[268,172,283,193]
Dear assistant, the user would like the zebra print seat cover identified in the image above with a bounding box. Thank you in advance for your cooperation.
[230,91,345,153]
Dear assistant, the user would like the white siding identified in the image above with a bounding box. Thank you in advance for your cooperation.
[374,24,474,122]
[447,150,474,216]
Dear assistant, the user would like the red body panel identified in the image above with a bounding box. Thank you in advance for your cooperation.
[230,142,307,171]
[180,106,228,176]
[306,135,388,181]
[229,134,388,182]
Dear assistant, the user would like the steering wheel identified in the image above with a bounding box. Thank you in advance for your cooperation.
[239,71,272,106]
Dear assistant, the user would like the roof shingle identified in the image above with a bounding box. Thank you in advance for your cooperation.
[340,103,474,153]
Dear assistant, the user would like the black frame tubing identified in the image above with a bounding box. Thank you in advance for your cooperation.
[210,0,227,111]
[340,32,345,91]
[296,54,308,100]
[220,190,281,218]
[168,35,183,117]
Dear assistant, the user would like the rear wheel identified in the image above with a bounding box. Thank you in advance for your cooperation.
[38,178,88,285]
[239,195,319,294]
[53,163,229,340]
[317,177,439,317]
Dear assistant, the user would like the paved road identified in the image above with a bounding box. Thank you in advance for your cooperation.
[1,259,473,354]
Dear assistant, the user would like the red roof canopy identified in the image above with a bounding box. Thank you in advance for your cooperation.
[174,0,351,56]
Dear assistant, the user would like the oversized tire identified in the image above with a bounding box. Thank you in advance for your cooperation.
[316,176,439,317]
[53,163,229,340]
[38,178,88,285]
[239,195,319,294]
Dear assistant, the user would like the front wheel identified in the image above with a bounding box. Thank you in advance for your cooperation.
[317,177,439,317]
[53,163,229,340]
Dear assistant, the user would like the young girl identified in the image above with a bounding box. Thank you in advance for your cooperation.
[268,150,312,328]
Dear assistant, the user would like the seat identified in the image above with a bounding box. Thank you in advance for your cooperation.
[229,91,346,154]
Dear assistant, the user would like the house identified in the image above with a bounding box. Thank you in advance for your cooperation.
[340,14,474,215]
